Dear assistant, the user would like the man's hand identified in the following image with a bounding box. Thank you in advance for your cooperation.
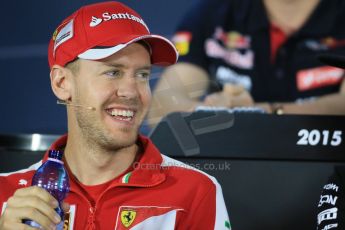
[0,186,69,230]
[203,84,254,108]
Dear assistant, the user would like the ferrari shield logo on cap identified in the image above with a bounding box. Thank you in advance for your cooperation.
[121,210,137,227]
[53,19,74,57]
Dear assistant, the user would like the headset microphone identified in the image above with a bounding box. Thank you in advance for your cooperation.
[57,99,96,111]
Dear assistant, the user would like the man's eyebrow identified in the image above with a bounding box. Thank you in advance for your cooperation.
[138,65,152,71]
[101,63,124,68]
[101,63,152,70]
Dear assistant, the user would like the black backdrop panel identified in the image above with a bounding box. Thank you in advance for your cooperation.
[150,112,345,160]
[150,112,345,230]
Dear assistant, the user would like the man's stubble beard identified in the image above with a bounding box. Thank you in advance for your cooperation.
[74,105,139,152]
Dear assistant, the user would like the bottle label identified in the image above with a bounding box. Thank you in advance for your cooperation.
[48,157,64,164]
[24,220,41,228]
[56,220,64,230]
[25,219,64,230]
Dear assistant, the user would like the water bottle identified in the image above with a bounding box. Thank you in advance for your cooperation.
[24,150,70,229]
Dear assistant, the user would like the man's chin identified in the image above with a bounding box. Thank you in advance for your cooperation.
[106,129,139,147]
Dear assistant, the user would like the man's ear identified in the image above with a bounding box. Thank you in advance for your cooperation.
[50,65,73,101]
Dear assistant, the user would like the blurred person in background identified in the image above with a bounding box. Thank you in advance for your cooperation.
[148,0,345,126]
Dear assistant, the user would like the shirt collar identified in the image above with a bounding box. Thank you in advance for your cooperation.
[247,0,269,33]
[298,0,339,37]
[43,134,166,188]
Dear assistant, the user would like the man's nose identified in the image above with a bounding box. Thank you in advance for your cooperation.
[115,77,139,99]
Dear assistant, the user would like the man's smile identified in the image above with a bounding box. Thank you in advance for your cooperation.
[106,108,136,122]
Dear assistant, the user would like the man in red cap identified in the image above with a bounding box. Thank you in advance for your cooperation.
[0,2,230,230]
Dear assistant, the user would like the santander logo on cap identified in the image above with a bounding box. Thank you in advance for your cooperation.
[48,1,178,68]
[89,11,149,32]
[90,16,103,27]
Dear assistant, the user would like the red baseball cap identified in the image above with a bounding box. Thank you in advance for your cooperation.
[48,1,178,68]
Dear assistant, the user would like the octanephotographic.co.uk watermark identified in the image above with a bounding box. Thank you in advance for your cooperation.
[132,161,231,171]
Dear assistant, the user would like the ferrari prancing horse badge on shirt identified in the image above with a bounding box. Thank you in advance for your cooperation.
[121,210,137,227]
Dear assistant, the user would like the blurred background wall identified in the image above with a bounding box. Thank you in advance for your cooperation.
[0,0,195,135]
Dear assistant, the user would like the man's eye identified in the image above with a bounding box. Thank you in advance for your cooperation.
[136,72,150,81]
[105,70,121,77]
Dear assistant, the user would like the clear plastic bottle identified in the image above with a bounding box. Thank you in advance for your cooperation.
[24,149,70,229]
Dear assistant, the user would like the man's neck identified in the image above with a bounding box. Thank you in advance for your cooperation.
[263,0,321,36]
[64,132,139,186]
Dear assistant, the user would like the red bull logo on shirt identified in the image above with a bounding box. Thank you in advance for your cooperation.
[214,27,251,49]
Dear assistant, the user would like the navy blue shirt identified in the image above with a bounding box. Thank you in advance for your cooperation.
[172,0,345,102]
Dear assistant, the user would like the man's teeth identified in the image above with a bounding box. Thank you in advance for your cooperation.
[111,109,134,117]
